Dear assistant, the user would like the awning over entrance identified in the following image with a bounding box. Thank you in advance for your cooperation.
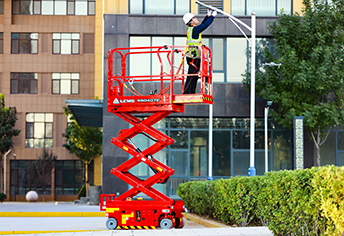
[65,99,103,128]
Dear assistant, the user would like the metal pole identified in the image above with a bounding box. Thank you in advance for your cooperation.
[248,12,256,176]
[3,149,11,195]
[265,107,268,174]
[208,104,213,180]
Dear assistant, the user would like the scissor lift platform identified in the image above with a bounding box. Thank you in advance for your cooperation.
[101,45,213,230]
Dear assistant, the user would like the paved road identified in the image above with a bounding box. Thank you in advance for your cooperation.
[0,202,273,236]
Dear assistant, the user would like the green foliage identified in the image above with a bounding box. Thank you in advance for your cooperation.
[0,192,7,203]
[62,106,102,197]
[62,107,102,164]
[212,177,261,227]
[313,166,344,235]
[0,94,20,155]
[178,167,344,235]
[243,0,344,166]
[177,181,214,216]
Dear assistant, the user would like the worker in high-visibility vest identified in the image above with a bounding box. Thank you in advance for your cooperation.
[182,9,217,94]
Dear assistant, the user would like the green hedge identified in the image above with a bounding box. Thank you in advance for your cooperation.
[177,166,344,236]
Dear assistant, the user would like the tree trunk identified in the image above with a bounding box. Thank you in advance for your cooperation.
[85,162,89,197]
[310,126,330,167]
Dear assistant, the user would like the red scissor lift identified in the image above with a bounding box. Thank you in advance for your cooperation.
[100,45,213,230]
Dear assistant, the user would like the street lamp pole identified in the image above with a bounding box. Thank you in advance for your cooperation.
[196,1,256,176]
[265,101,273,174]
[248,13,256,176]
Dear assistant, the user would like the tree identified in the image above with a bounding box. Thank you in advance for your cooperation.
[62,107,102,197]
[0,94,20,192]
[0,94,20,156]
[28,148,57,201]
[244,0,344,166]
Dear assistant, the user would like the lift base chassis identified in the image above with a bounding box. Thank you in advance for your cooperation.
[101,195,185,229]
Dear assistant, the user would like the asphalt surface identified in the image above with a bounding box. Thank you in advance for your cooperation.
[0,202,274,236]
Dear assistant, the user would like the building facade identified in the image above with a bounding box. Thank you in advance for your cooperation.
[1,0,343,201]
[0,0,102,201]
[101,0,310,198]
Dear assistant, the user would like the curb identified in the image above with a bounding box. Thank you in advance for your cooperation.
[0,212,106,217]
[183,212,229,228]
[0,230,106,235]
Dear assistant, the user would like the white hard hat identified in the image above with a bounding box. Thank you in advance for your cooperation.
[183,13,195,25]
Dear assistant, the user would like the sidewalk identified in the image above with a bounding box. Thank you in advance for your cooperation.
[0,202,273,236]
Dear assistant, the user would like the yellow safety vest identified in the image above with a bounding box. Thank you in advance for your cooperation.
[186,27,202,58]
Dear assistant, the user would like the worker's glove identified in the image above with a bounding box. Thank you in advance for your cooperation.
[207,8,212,16]
[211,10,217,17]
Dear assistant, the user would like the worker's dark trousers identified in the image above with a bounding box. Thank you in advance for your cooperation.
[184,57,201,94]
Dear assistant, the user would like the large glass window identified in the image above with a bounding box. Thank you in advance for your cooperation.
[52,73,79,94]
[129,117,292,197]
[25,113,53,148]
[231,0,292,16]
[130,0,189,15]
[55,160,94,195]
[11,33,38,54]
[11,73,38,94]
[130,36,274,83]
[12,0,95,15]
[10,160,52,196]
[53,33,80,54]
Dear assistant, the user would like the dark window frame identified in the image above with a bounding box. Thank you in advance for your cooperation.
[12,0,95,15]
[11,33,38,54]
[10,73,38,94]
[25,113,53,148]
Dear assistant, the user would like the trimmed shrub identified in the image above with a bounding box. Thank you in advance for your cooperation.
[313,166,344,235]
[0,192,7,203]
[178,166,344,235]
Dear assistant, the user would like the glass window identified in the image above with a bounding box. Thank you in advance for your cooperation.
[12,0,94,15]
[227,38,247,83]
[0,33,3,54]
[232,0,291,16]
[319,131,336,165]
[129,0,189,14]
[75,0,87,15]
[176,0,189,15]
[11,73,38,94]
[55,0,66,15]
[170,130,188,149]
[247,0,275,16]
[213,131,231,176]
[0,0,4,14]
[52,73,79,94]
[88,0,95,15]
[42,0,54,14]
[25,112,53,148]
[170,151,188,176]
[55,160,94,195]
[129,37,151,76]
[10,160,52,196]
[190,131,208,176]
[52,33,80,54]
[130,0,143,13]
[145,0,174,14]
[11,33,39,54]
[277,0,291,15]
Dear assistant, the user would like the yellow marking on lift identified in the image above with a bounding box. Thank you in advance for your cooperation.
[106,208,120,213]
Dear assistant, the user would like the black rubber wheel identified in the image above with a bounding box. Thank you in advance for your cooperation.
[160,218,173,229]
[106,217,118,230]
[174,218,185,228]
